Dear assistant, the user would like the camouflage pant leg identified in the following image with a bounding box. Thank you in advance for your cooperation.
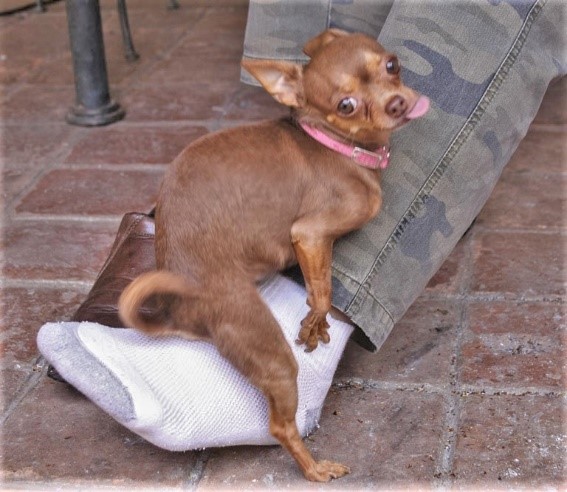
[241,0,393,85]
[242,1,567,351]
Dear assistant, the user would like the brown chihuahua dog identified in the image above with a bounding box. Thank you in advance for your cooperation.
[119,29,429,482]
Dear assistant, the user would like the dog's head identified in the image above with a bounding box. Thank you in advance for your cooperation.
[242,29,429,146]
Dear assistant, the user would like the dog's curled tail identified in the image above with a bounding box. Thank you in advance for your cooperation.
[118,270,196,334]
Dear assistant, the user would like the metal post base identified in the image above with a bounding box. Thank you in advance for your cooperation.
[65,0,125,127]
[66,99,125,127]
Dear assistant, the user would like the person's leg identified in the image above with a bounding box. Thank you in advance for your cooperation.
[240,0,393,85]
[240,0,329,86]
[329,0,566,350]
[242,0,566,351]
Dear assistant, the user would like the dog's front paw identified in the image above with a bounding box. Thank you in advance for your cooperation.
[304,460,350,482]
[296,310,330,352]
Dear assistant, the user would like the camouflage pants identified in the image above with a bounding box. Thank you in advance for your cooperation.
[241,0,566,351]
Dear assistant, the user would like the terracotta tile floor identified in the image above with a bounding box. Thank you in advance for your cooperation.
[1,1,565,489]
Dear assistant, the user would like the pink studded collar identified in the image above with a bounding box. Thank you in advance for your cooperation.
[299,122,390,170]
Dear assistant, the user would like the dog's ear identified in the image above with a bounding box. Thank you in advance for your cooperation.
[303,28,350,58]
[241,59,304,108]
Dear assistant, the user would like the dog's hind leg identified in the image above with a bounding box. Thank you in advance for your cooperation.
[210,282,350,482]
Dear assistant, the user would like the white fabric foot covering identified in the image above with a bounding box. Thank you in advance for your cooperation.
[37,274,354,451]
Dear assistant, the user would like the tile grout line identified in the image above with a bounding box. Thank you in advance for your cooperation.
[1,354,47,427]
[331,376,563,398]
[52,163,170,172]
[1,277,94,290]
[418,290,565,304]
[184,449,212,490]
[0,118,279,130]
[332,377,447,395]
[457,385,565,397]
[472,225,567,235]
[435,298,468,488]
[435,225,477,487]
[8,214,125,223]
[529,122,567,132]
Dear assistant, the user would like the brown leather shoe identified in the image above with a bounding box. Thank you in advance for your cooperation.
[48,211,156,382]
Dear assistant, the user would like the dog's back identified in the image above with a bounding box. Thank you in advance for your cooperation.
[155,117,377,283]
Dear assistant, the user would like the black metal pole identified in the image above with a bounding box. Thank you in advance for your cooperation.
[65,0,125,126]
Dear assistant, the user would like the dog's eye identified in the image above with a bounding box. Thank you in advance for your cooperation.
[386,57,400,75]
[337,97,357,115]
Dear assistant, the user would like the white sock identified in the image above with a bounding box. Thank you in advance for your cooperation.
[37,274,353,451]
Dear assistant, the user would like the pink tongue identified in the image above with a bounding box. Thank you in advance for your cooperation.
[406,96,430,119]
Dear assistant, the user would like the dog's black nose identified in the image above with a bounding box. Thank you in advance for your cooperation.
[386,95,408,118]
